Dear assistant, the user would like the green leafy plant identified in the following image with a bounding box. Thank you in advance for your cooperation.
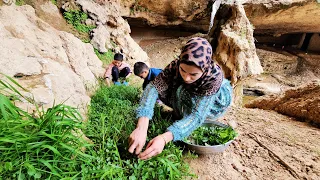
[15,0,25,6]
[94,48,114,65]
[51,0,57,5]
[110,40,117,48]
[63,10,96,33]
[184,125,237,146]
[0,75,194,179]
[86,85,194,179]
[0,76,99,179]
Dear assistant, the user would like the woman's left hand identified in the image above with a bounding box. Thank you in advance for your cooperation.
[138,135,166,160]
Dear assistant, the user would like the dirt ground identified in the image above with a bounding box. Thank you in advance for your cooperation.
[187,107,320,180]
[133,33,320,180]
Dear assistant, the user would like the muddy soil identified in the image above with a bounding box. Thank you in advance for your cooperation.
[133,33,320,180]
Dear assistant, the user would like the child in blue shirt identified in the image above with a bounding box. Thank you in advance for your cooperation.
[128,37,233,160]
[133,62,162,90]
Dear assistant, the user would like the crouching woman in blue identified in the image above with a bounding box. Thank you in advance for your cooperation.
[128,37,233,160]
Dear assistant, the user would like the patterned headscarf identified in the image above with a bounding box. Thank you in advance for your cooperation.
[151,37,223,105]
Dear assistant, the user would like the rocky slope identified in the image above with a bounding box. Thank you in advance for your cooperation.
[0,3,104,113]
[75,0,149,65]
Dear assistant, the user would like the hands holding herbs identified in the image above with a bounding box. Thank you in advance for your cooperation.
[137,135,166,160]
[128,117,173,160]
[128,126,147,155]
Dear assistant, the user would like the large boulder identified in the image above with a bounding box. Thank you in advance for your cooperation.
[0,4,104,113]
[209,2,263,84]
[245,80,320,124]
[75,0,149,65]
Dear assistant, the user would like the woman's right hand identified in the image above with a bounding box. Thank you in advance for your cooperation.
[128,117,149,155]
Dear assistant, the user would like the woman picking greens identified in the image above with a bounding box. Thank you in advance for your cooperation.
[128,37,233,160]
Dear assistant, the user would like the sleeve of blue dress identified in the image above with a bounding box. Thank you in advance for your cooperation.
[167,95,213,141]
[167,80,233,141]
[136,83,159,120]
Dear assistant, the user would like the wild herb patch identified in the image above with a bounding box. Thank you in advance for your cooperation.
[63,10,96,33]
[184,126,237,146]
[94,48,114,65]
[0,76,97,179]
[0,77,193,179]
[86,84,193,179]
[15,0,25,6]
[51,0,57,5]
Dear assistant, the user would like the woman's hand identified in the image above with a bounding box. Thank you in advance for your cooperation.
[138,132,173,160]
[128,117,149,155]
[128,126,147,155]
[138,135,166,160]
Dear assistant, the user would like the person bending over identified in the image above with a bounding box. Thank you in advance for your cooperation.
[133,62,162,90]
[128,37,233,160]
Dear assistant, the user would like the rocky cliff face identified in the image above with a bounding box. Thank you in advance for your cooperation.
[244,0,320,35]
[0,0,153,114]
[75,0,149,65]
[120,0,210,32]
[121,0,320,79]
[0,4,104,113]
[121,0,320,35]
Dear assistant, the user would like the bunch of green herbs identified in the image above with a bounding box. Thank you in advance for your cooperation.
[185,125,237,146]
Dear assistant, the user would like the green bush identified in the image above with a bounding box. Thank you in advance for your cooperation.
[51,0,57,5]
[15,0,25,6]
[63,10,96,33]
[94,49,114,65]
[0,76,97,179]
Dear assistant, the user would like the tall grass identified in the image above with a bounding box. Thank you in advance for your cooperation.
[0,76,98,179]
[0,76,193,179]
[62,10,96,43]
[94,49,114,66]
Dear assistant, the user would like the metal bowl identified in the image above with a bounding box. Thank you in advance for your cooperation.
[182,120,237,155]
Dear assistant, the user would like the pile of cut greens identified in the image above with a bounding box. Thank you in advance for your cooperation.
[184,125,237,146]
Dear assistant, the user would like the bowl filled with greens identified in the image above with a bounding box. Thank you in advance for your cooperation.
[182,121,238,154]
